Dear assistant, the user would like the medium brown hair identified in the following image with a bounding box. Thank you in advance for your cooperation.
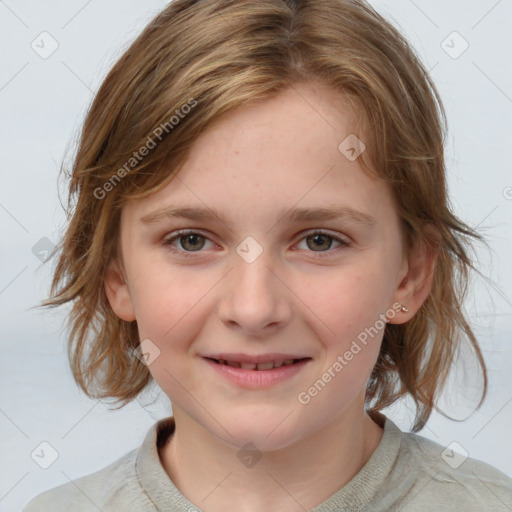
[40,0,487,431]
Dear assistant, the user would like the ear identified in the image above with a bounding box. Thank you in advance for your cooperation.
[104,258,136,322]
[387,228,439,324]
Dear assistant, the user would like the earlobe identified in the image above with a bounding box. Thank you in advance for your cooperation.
[104,259,136,322]
[388,233,438,324]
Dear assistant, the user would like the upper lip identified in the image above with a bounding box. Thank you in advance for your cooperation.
[203,353,310,364]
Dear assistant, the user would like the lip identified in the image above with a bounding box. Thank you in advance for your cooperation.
[202,353,309,364]
[203,355,311,389]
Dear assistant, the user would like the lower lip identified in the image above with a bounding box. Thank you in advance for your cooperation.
[203,358,310,388]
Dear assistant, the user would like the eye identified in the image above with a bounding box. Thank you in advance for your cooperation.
[294,230,350,256]
[163,229,350,258]
[163,230,215,255]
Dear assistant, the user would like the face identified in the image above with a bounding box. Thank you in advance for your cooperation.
[106,82,411,451]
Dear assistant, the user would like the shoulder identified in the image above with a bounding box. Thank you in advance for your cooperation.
[390,423,512,511]
[22,416,179,512]
[22,447,147,512]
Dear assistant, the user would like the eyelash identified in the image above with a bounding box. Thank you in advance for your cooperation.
[162,229,350,259]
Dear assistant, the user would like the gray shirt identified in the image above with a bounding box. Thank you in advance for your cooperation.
[22,414,512,511]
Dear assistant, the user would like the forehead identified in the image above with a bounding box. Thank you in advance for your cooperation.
[199,81,361,158]
[123,82,394,229]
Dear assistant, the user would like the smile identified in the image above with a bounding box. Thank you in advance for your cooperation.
[207,358,306,370]
[202,354,312,388]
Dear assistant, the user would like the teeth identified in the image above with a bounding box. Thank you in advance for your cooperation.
[256,361,274,371]
[215,358,300,369]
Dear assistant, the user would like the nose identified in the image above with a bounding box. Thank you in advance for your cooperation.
[217,249,292,337]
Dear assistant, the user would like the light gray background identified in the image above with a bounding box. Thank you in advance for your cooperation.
[1,1,511,511]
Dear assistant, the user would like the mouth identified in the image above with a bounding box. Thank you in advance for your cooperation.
[202,353,312,388]
[205,357,309,371]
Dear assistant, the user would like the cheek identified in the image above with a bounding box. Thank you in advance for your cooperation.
[297,267,389,406]
[128,253,218,336]
[302,267,389,345]
[295,272,387,419]
[130,274,209,397]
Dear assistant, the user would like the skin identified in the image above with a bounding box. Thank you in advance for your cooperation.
[105,81,436,511]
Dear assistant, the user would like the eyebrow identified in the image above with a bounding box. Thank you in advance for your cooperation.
[140,204,376,227]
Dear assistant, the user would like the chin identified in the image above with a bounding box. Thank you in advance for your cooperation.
[208,409,307,452]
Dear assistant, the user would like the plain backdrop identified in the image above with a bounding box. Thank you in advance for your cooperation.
[1,1,511,511]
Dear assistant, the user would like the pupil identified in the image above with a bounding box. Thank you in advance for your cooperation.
[310,234,331,250]
[183,234,203,251]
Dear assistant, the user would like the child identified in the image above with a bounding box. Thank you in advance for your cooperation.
[24,0,512,510]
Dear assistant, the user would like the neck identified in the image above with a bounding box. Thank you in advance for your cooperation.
[159,403,384,512]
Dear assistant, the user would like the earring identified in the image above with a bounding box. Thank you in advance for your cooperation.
[400,304,409,313]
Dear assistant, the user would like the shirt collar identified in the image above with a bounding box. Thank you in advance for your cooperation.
[135,413,403,511]
[136,416,201,511]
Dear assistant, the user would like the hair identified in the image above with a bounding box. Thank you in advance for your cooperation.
[39,0,487,432]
